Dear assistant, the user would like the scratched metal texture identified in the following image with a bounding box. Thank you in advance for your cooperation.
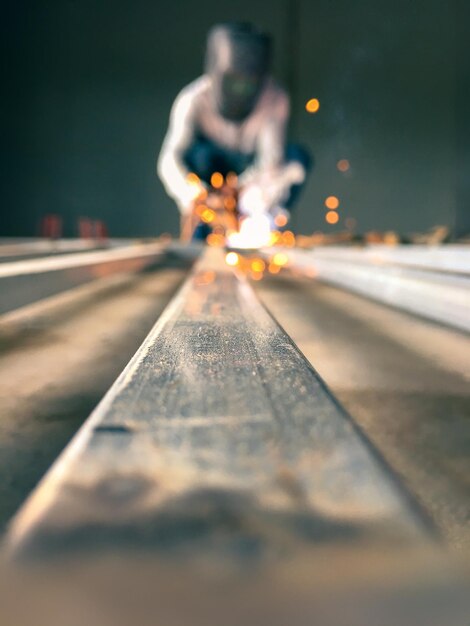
[6,248,431,562]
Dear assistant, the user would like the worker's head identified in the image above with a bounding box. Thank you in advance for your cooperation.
[205,22,272,122]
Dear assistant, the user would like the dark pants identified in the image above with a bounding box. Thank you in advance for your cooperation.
[183,135,312,238]
[184,136,312,209]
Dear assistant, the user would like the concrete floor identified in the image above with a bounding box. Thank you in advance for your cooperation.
[255,271,470,553]
[0,261,188,534]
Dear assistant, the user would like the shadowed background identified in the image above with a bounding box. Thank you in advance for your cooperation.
[1,0,469,237]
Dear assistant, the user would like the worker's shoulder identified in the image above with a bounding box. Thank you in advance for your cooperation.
[265,79,289,100]
[173,75,211,110]
[260,79,290,113]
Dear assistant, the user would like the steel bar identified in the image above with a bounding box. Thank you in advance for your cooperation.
[0,238,105,258]
[0,238,133,263]
[282,246,470,333]
[0,242,168,315]
[301,244,470,274]
[6,247,432,562]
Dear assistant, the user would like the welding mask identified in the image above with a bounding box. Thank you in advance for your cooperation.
[205,23,272,122]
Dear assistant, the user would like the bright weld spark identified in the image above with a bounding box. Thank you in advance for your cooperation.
[272,252,289,267]
[225,252,239,266]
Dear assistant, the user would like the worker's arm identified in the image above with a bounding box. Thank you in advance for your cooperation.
[157,88,205,215]
[238,90,305,215]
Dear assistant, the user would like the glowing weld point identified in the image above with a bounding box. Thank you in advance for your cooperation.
[225,252,239,266]
[227,214,272,249]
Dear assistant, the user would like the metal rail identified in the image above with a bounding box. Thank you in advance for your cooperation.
[0,238,134,263]
[6,247,431,561]
[0,242,167,315]
[282,246,470,333]
[300,244,470,274]
[4,247,466,626]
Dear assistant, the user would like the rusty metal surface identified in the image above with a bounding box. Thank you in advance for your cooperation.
[5,248,433,563]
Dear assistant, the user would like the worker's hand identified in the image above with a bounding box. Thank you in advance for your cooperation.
[179,176,209,215]
[238,184,270,217]
[238,163,305,217]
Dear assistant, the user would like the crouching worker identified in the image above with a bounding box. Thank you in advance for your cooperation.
[157,22,311,246]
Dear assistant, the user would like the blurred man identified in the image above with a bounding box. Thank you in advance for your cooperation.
[157,22,310,243]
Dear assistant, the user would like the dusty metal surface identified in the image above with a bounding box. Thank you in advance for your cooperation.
[0,242,167,314]
[5,248,432,562]
[254,271,470,551]
[0,262,190,534]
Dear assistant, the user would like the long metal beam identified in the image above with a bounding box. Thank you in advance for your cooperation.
[4,247,466,625]
[6,247,432,562]
[282,246,470,333]
[0,238,134,263]
[299,244,470,274]
[0,242,168,315]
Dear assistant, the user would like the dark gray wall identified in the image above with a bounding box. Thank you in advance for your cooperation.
[1,1,468,237]
[456,0,470,236]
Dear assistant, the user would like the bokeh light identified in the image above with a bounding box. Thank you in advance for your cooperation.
[325,196,340,209]
[226,172,238,188]
[224,196,237,211]
[200,208,215,223]
[211,172,224,188]
[206,233,225,247]
[326,211,339,224]
[305,98,320,113]
[274,213,288,228]
[337,159,350,172]
[268,230,282,246]
[186,172,200,185]
[251,258,266,273]
[272,252,289,267]
[281,230,296,247]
